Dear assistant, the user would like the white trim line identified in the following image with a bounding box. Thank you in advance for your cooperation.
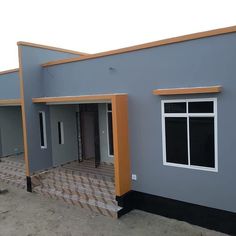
[163,162,218,172]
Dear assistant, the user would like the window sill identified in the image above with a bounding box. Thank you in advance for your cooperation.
[163,162,218,172]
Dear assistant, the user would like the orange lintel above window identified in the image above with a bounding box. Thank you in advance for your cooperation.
[152,85,222,96]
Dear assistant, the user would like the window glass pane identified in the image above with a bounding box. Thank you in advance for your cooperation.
[39,113,44,147]
[189,117,215,168]
[108,112,114,155]
[165,117,188,164]
[188,101,213,113]
[107,103,112,111]
[164,102,186,113]
[58,122,62,144]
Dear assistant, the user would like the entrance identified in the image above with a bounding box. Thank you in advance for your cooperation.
[32,93,131,196]
[77,104,100,168]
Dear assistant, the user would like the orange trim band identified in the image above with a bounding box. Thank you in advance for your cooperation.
[152,86,222,96]
[32,94,127,104]
[0,99,21,106]
[0,68,19,76]
[17,41,88,56]
[42,25,236,67]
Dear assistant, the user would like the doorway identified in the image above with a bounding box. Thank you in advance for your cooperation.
[77,104,100,167]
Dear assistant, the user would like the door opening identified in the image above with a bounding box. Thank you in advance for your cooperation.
[78,104,101,168]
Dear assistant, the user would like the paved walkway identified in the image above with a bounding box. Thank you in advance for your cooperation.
[32,160,119,218]
[0,155,25,189]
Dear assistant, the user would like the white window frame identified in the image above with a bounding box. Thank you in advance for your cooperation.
[161,97,218,172]
[106,103,114,157]
[58,121,65,145]
[39,111,47,149]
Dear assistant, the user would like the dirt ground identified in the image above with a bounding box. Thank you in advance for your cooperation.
[0,181,226,236]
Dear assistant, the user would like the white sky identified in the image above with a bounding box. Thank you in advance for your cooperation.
[0,0,236,70]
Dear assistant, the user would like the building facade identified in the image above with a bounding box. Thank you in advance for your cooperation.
[1,26,236,234]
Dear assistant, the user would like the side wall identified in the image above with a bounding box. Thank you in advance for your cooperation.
[42,32,236,212]
[50,105,78,166]
[0,106,23,156]
[0,72,20,99]
[19,45,80,174]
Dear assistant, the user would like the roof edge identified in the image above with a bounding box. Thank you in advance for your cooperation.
[42,25,236,68]
[17,41,89,56]
[0,68,19,76]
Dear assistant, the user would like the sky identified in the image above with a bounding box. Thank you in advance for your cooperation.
[0,0,236,70]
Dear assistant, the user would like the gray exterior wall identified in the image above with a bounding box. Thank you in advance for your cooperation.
[0,106,23,156]
[50,105,78,166]
[49,103,113,165]
[0,72,20,99]
[41,32,236,213]
[99,103,114,164]
[19,45,80,173]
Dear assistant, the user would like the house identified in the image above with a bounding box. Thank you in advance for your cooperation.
[0,25,236,234]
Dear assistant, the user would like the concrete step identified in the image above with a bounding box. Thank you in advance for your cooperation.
[34,185,121,218]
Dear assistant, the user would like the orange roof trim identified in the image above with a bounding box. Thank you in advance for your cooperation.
[17,41,89,56]
[42,25,236,68]
[0,68,19,76]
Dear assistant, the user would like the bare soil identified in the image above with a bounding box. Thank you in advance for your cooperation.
[0,181,227,236]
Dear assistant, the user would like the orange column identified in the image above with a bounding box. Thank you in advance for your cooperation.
[112,94,131,196]
[18,46,30,177]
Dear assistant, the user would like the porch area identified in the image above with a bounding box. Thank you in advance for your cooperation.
[0,154,26,189]
[28,94,131,218]
[32,159,121,218]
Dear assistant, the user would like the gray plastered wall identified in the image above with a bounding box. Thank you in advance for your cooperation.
[0,71,20,99]
[41,32,236,213]
[49,103,113,166]
[0,106,23,156]
[19,45,80,173]
[50,104,78,166]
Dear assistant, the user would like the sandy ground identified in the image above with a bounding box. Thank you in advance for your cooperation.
[0,181,227,236]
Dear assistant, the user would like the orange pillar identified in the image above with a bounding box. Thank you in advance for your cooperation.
[112,94,131,196]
